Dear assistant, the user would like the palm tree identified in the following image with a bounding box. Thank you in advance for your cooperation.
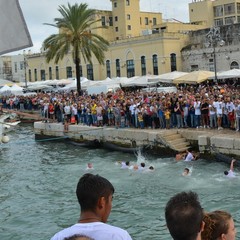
[43,3,109,95]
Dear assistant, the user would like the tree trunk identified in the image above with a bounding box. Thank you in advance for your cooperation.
[75,48,81,95]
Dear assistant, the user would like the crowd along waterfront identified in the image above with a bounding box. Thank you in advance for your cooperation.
[1,124,240,240]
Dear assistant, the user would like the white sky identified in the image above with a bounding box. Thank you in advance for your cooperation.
[16,0,190,54]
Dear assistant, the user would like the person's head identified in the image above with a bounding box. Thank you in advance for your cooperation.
[183,168,190,176]
[76,173,115,223]
[224,171,229,175]
[64,235,94,240]
[126,161,130,166]
[149,166,154,170]
[165,191,204,240]
[202,210,236,240]
[87,163,93,169]
[140,162,145,168]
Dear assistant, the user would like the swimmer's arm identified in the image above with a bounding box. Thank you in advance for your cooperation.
[230,159,236,171]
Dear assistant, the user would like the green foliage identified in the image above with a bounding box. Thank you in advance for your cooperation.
[43,3,109,94]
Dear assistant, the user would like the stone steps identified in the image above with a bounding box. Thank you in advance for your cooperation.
[160,131,190,152]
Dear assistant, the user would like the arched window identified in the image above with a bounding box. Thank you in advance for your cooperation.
[66,66,72,78]
[49,67,52,80]
[230,61,239,69]
[152,54,158,75]
[56,66,59,80]
[141,56,146,75]
[28,69,32,82]
[126,59,135,78]
[116,59,121,77]
[106,60,111,78]
[170,53,177,71]
[87,64,94,80]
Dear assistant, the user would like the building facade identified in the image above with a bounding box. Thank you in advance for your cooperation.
[24,0,204,82]
[189,0,240,27]
[181,23,240,72]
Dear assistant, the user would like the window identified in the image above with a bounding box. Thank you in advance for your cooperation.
[28,69,32,82]
[170,53,177,72]
[87,64,94,80]
[126,0,130,6]
[116,59,121,77]
[152,54,158,75]
[128,25,131,30]
[127,14,131,20]
[214,18,224,26]
[115,27,118,32]
[101,16,106,26]
[238,3,240,14]
[14,62,17,73]
[214,6,223,17]
[224,3,235,15]
[126,59,135,78]
[49,67,52,80]
[141,56,146,76]
[140,17,142,25]
[56,66,59,80]
[79,65,82,77]
[230,61,239,69]
[153,18,157,25]
[145,17,149,25]
[115,16,118,21]
[20,61,24,70]
[106,60,111,78]
[208,58,214,71]
[34,68,37,81]
[66,66,72,78]
[114,2,117,8]
[40,69,45,81]
[109,17,113,26]
[191,65,199,71]
[225,16,236,25]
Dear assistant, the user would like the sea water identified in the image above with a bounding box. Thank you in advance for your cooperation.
[0,124,240,240]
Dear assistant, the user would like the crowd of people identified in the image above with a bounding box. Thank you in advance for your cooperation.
[1,83,240,132]
[50,173,237,240]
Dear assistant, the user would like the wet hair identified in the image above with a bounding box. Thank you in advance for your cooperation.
[224,171,229,175]
[165,191,203,240]
[140,162,145,167]
[184,168,190,174]
[149,166,154,170]
[202,211,232,240]
[126,161,130,166]
[76,173,114,212]
[64,235,94,240]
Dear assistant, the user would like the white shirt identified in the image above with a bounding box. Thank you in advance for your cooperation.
[51,222,132,240]
[184,152,194,162]
[226,170,236,178]
[213,101,223,115]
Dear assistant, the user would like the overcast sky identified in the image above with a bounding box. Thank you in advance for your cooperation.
[17,0,190,54]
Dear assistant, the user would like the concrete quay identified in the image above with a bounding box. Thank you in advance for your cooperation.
[34,122,240,158]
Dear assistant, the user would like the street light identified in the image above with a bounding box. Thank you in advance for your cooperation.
[23,50,28,88]
[205,27,224,84]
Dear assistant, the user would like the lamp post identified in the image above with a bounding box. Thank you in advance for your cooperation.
[205,27,224,84]
[23,50,28,88]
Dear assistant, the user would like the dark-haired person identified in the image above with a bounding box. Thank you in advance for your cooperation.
[224,159,236,178]
[165,191,204,240]
[64,234,94,240]
[51,173,132,240]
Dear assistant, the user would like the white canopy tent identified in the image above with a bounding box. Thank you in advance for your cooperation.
[10,84,23,95]
[148,71,189,84]
[0,85,11,95]
[208,69,240,80]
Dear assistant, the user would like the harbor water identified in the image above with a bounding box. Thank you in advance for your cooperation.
[0,124,240,240]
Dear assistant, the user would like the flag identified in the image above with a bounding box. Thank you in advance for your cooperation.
[0,0,32,55]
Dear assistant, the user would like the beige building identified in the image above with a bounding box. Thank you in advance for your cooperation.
[189,0,240,27]
[25,0,206,82]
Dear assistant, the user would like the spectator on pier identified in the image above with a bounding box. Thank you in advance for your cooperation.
[165,191,204,240]
[51,173,132,240]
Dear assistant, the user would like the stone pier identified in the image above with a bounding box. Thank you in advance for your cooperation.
[34,122,240,158]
